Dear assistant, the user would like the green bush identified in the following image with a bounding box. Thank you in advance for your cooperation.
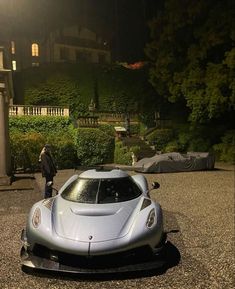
[10,132,45,172]
[187,138,211,152]
[145,129,174,150]
[10,130,78,171]
[9,116,71,134]
[45,132,78,169]
[130,124,140,135]
[114,141,132,165]
[177,131,191,151]
[98,124,115,137]
[74,128,114,166]
[129,145,141,158]
[213,130,235,163]
[9,116,77,171]
[164,141,180,152]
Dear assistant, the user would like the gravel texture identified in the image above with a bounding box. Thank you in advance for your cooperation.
[0,163,234,289]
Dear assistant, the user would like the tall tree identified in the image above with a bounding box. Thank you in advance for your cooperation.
[145,0,235,123]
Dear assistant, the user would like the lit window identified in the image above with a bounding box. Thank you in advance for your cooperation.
[12,60,16,71]
[32,43,39,56]
[11,41,15,54]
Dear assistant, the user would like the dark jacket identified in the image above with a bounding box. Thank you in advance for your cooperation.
[40,151,57,178]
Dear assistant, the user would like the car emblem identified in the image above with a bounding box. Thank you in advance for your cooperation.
[88,235,93,240]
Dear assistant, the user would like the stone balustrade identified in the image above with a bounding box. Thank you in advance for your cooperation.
[98,112,139,123]
[77,116,99,127]
[9,105,69,116]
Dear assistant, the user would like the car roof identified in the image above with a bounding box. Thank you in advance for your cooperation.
[79,169,129,179]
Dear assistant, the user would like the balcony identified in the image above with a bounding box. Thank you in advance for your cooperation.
[9,105,69,116]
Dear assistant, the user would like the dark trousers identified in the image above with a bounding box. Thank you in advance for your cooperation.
[44,176,53,198]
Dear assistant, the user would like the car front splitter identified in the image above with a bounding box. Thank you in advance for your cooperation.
[21,248,166,274]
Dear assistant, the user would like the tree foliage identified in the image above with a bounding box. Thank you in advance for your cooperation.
[145,0,235,123]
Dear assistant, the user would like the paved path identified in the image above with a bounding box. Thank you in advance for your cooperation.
[0,163,234,289]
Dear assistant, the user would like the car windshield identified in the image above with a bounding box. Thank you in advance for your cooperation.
[61,177,142,204]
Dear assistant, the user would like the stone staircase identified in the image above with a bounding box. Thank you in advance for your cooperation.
[121,136,155,160]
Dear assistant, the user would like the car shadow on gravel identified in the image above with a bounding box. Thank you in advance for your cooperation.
[22,240,180,281]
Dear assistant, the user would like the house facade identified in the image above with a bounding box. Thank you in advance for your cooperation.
[51,26,111,65]
[1,25,111,72]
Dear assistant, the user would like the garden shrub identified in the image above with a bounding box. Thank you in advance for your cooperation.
[213,130,235,163]
[9,116,76,171]
[129,145,141,158]
[9,116,71,134]
[10,130,78,171]
[185,125,212,152]
[74,128,114,166]
[45,132,78,169]
[145,128,174,150]
[164,141,180,152]
[187,138,211,152]
[10,132,45,172]
[98,124,115,137]
[177,131,191,151]
[130,124,140,135]
[114,140,132,165]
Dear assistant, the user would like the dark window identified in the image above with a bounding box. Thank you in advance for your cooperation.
[60,47,69,60]
[98,54,106,64]
[76,51,90,63]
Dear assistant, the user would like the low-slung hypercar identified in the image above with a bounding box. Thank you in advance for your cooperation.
[21,169,167,273]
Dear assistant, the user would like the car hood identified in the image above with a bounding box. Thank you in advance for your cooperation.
[52,197,142,242]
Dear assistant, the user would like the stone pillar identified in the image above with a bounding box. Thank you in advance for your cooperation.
[0,91,11,185]
[0,47,12,185]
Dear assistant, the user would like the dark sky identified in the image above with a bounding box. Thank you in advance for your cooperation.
[81,0,159,61]
[0,0,159,62]
[67,0,159,61]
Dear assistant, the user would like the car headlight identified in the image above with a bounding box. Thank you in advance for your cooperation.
[146,208,156,228]
[32,208,41,228]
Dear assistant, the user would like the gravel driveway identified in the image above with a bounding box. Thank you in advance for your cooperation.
[0,163,234,289]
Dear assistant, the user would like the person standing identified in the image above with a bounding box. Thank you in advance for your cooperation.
[39,144,57,198]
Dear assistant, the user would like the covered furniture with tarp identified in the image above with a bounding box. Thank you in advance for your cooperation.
[134,152,215,173]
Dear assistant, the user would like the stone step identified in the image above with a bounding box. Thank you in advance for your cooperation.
[121,137,155,159]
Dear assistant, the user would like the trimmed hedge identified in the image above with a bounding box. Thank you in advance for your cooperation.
[9,116,116,170]
[9,116,77,171]
[74,128,114,166]
[10,131,78,171]
[10,131,45,172]
[9,116,71,134]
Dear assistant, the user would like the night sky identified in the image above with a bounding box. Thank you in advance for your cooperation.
[69,0,160,61]
[0,0,159,62]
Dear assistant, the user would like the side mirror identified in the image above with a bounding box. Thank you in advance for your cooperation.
[151,182,160,190]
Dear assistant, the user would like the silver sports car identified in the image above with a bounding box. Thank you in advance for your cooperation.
[21,169,167,273]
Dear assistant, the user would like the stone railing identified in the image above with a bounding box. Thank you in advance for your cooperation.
[77,116,99,127]
[98,112,139,123]
[9,105,69,116]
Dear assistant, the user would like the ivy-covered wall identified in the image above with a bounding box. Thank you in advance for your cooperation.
[13,63,158,121]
